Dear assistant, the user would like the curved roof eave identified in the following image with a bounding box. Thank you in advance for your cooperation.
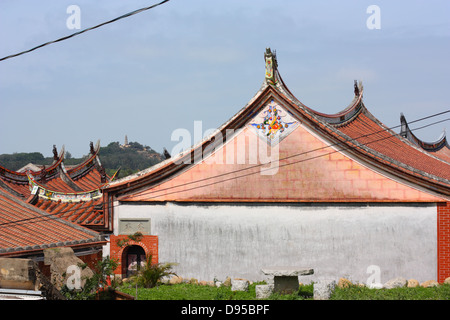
[0,145,65,183]
[400,113,449,153]
[0,140,106,185]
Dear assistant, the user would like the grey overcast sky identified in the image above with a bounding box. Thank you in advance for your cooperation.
[0,0,449,158]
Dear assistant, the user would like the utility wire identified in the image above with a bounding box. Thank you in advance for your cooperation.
[117,109,450,199]
[1,110,449,228]
[123,115,450,200]
[0,0,170,62]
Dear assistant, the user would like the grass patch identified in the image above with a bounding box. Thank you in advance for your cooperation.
[118,282,315,300]
[119,282,262,300]
[118,282,450,300]
[330,283,450,300]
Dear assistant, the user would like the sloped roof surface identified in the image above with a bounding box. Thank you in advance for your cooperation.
[0,187,102,256]
[0,141,111,231]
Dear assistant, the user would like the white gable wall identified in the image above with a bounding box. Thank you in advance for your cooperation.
[113,202,437,284]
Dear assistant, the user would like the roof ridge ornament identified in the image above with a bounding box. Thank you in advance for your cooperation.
[354,80,359,96]
[354,80,363,98]
[52,145,58,161]
[264,48,278,85]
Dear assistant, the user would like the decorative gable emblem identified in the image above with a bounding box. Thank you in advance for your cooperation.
[248,99,299,146]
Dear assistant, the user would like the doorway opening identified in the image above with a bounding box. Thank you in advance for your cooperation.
[123,245,146,278]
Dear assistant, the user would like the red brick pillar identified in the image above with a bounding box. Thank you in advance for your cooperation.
[437,202,450,283]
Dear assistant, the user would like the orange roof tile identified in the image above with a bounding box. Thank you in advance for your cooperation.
[335,109,450,182]
[0,141,110,232]
[0,187,103,256]
[33,198,104,228]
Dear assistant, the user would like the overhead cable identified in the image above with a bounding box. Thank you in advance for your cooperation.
[0,0,170,62]
[0,109,448,228]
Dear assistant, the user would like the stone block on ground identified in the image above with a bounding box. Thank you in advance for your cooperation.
[255,284,274,299]
[231,279,249,292]
[383,277,407,289]
[169,275,183,284]
[313,279,336,300]
[421,280,439,288]
[338,278,353,288]
[407,279,419,288]
[223,277,232,287]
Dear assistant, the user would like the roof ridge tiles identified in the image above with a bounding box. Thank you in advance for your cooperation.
[400,113,450,153]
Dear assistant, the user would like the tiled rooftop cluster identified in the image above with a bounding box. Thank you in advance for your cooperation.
[0,141,112,257]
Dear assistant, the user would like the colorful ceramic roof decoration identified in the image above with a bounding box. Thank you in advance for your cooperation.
[248,99,299,146]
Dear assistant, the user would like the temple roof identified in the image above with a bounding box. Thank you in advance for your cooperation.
[103,49,449,202]
[0,141,113,231]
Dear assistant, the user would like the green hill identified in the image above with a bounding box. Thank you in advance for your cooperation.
[96,141,166,179]
[0,141,166,180]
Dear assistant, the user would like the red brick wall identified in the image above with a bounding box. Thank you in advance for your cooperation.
[438,202,450,283]
[109,235,158,276]
[80,250,103,271]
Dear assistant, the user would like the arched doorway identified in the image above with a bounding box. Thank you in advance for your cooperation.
[123,245,146,278]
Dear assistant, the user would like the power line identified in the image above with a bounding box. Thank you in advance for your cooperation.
[123,114,450,200]
[1,109,449,228]
[115,109,450,199]
[0,0,170,62]
[0,197,101,228]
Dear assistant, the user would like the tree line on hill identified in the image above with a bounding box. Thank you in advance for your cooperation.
[0,141,166,180]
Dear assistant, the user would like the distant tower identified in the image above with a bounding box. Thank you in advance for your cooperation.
[124,135,129,146]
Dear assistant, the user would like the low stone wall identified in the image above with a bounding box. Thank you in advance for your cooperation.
[0,257,66,300]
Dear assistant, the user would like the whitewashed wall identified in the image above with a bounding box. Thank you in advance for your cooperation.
[111,202,437,284]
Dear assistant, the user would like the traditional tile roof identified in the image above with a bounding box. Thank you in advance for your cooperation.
[103,48,450,202]
[0,145,65,199]
[33,197,105,230]
[260,50,450,196]
[335,110,450,181]
[0,187,104,257]
[0,141,113,231]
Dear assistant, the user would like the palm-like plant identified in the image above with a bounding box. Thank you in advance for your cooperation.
[133,254,178,288]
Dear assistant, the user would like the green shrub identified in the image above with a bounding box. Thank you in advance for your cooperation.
[61,256,119,300]
[130,254,178,288]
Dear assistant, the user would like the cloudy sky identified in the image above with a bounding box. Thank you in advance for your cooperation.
[0,0,449,158]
